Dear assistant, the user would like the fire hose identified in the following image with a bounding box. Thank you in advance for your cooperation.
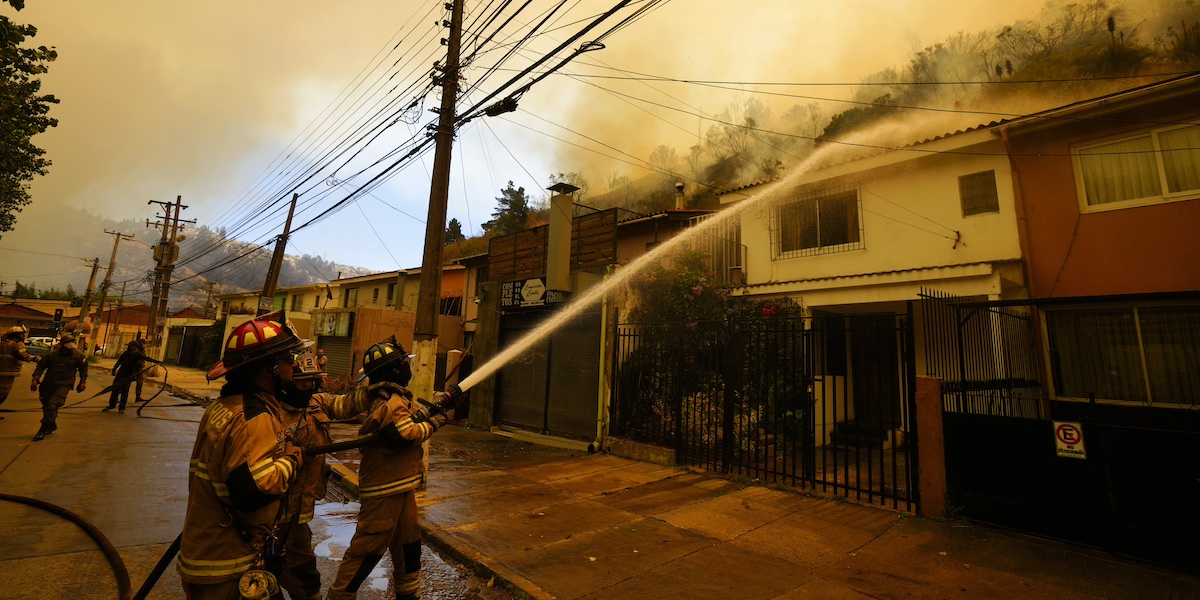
[0,492,133,600]
[7,383,468,598]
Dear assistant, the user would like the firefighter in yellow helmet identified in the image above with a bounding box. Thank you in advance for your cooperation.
[326,340,465,600]
[0,325,37,420]
[176,311,309,599]
[273,346,405,600]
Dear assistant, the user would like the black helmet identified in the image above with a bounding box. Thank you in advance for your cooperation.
[362,340,413,385]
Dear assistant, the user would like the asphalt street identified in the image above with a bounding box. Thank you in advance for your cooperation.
[0,363,510,600]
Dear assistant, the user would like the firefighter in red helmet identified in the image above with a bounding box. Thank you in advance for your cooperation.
[273,346,405,600]
[176,310,309,599]
[326,340,466,600]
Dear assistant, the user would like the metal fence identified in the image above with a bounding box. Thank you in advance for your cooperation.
[611,313,914,510]
[919,289,1044,418]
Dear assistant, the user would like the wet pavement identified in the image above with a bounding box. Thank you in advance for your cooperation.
[0,362,512,600]
[4,361,1199,599]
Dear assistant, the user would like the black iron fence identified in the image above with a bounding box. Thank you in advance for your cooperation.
[919,289,1043,418]
[611,313,914,511]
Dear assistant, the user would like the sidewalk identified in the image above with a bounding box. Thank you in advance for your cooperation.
[332,426,1198,600]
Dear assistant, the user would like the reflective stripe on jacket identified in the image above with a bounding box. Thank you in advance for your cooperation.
[357,389,446,499]
[177,391,299,584]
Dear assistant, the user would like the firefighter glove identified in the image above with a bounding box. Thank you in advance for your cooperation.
[281,442,304,475]
[440,383,467,411]
[30,379,38,392]
[76,380,87,393]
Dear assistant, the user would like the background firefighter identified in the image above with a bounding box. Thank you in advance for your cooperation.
[0,325,38,420]
[105,340,146,414]
[177,311,308,600]
[30,333,87,441]
[326,341,465,600]
[274,346,405,600]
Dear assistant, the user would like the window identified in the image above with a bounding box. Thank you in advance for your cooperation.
[387,283,395,302]
[1074,124,1200,210]
[343,288,358,308]
[372,288,380,302]
[959,170,1000,216]
[775,189,862,258]
[1046,305,1199,406]
[290,294,302,311]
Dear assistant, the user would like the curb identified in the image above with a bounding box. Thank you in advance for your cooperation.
[324,462,552,599]
[420,519,557,600]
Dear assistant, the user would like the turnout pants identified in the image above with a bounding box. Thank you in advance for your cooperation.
[326,490,421,600]
[39,384,71,429]
[0,375,14,404]
[109,380,132,410]
[279,519,322,600]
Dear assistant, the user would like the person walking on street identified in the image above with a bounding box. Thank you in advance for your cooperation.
[177,311,307,599]
[0,325,39,420]
[274,346,403,600]
[30,333,87,441]
[133,338,148,402]
[105,341,146,414]
[326,340,465,600]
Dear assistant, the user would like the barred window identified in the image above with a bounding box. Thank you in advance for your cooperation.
[959,170,999,216]
[775,189,862,258]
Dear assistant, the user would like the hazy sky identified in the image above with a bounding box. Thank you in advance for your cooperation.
[4,0,1058,279]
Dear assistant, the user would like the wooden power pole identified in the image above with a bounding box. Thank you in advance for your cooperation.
[89,230,134,354]
[145,196,194,351]
[412,0,464,402]
[73,258,101,339]
[258,193,298,316]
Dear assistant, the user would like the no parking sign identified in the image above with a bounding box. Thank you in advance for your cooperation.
[1054,421,1087,459]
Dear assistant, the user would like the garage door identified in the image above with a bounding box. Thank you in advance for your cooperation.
[316,335,353,377]
[496,306,600,440]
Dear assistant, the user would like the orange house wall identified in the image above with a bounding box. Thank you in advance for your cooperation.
[1009,95,1200,298]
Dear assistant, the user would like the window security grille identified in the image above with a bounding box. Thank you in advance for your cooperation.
[959,170,1000,216]
[773,188,862,259]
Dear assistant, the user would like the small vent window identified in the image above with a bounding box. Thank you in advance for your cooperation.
[959,170,999,216]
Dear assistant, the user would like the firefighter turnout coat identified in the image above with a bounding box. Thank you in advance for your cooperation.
[177,390,303,585]
[286,386,394,523]
[358,388,447,500]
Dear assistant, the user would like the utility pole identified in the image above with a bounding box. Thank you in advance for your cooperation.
[73,258,101,341]
[89,230,134,354]
[203,281,217,319]
[145,196,194,351]
[258,193,298,316]
[412,0,464,403]
[109,281,127,348]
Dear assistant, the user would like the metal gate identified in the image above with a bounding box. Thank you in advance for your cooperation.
[612,312,915,510]
[495,306,601,440]
[920,290,1200,572]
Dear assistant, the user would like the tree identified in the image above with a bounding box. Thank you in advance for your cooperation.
[12,280,36,298]
[445,217,464,244]
[481,181,530,236]
[0,0,58,236]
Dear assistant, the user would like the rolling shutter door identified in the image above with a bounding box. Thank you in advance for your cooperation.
[316,335,353,377]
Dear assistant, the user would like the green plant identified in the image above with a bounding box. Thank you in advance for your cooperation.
[324,375,360,395]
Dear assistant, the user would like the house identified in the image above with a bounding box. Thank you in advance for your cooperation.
[467,180,719,447]
[716,119,1027,448]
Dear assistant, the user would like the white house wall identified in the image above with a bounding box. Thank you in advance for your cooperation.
[730,138,1023,305]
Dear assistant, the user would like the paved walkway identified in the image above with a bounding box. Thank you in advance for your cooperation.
[331,426,1199,600]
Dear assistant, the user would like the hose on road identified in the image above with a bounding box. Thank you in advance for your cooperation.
[0,492,133,600]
